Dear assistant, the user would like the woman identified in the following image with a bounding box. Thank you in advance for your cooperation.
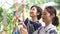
[20,6,59,34]
[14,5,43,34]
[33,6,59,34]
[23,5,42,34]
[24,5,42,29]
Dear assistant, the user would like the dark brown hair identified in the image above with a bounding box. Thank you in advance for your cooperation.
[45,6,59,27]
[31,5,42,20]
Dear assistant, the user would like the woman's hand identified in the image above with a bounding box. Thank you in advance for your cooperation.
[18,22,28,34]
[22,2,26,8]
[20,27,28,34]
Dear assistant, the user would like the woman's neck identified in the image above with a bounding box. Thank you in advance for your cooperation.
[32,17,38,22]
[45,21,52,28]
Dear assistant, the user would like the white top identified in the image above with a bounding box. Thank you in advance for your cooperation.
[33,24,57,34]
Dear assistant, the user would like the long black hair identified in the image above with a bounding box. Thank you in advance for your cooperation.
[45,6,59,27]
[30,5,42,20]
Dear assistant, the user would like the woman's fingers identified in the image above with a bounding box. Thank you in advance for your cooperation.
[19,22,27,29]
[18,22,28,34]
[20,28,28,34]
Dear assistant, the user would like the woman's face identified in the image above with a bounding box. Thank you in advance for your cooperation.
[30,7,38,17]
[42,9,51,23]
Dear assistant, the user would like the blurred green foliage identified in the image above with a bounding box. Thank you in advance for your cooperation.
[0,0,60,34]
[0,7,3,22]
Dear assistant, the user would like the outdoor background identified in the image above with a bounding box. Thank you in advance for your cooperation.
[0,0,60,34]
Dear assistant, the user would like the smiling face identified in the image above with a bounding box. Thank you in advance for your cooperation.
[30,7,38,17]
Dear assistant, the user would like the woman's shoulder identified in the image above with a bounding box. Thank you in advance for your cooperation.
[47,25,58,34]
[48,29,57,34]
[32,26,43,34]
